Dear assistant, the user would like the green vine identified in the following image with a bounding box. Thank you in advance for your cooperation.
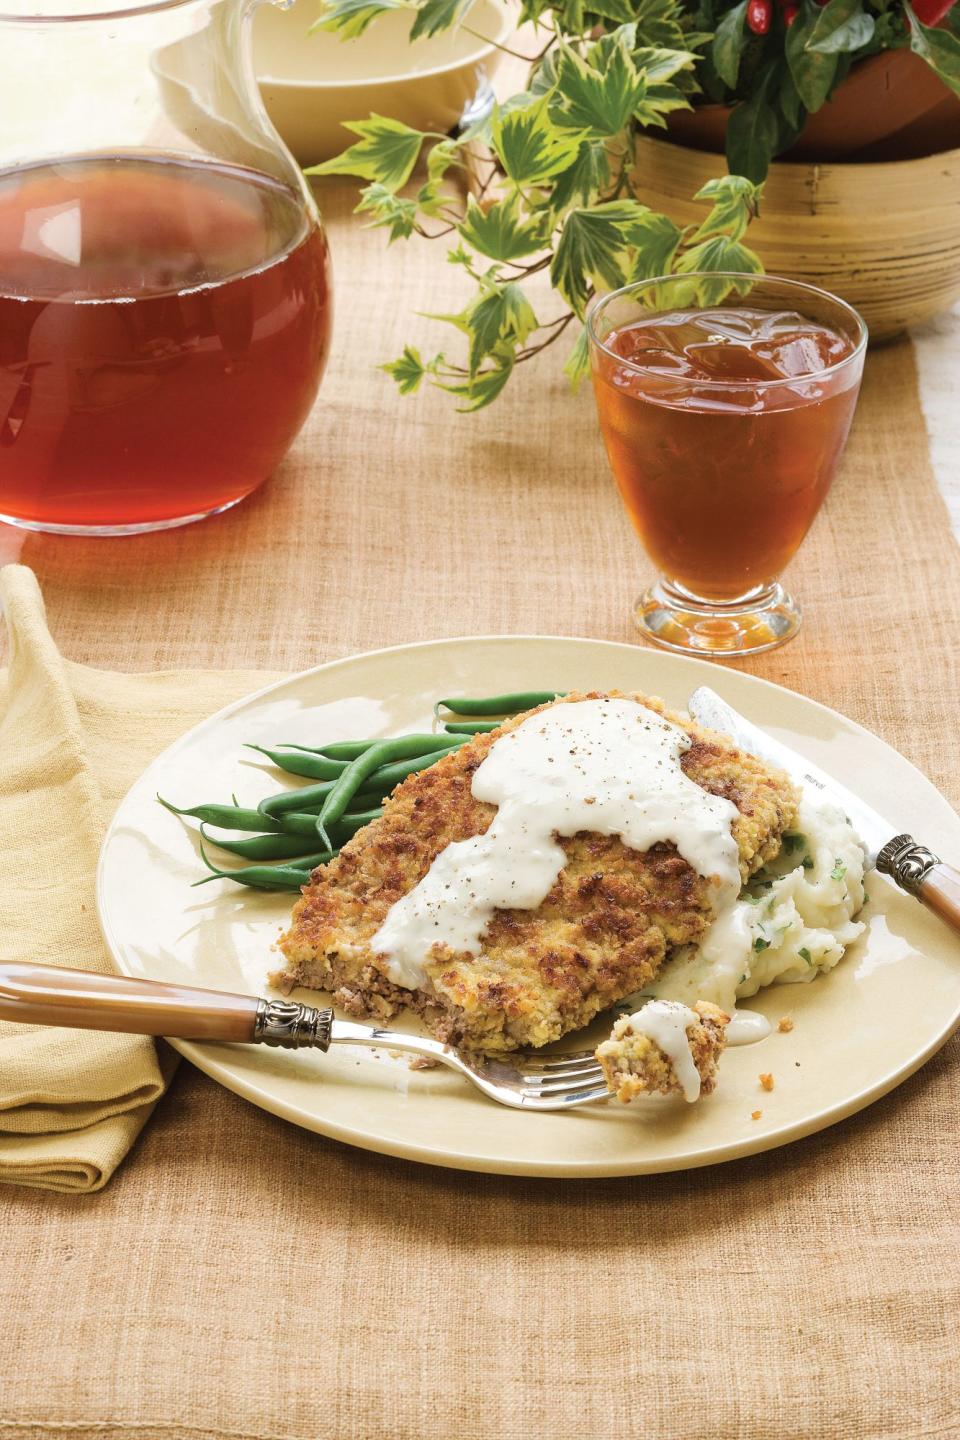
[308,0,959,407]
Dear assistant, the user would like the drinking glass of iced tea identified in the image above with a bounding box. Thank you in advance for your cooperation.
[588,273,867,656]
[0,0,332,535]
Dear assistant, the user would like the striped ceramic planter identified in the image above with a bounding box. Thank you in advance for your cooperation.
[632,132,960,341]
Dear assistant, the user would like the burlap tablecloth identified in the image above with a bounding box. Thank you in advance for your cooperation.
[1,180,959,1439]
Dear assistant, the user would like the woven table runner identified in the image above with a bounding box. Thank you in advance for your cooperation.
[0,180,958,1439]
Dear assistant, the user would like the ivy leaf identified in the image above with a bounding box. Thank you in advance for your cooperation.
[492,100,584,186]
[458,195,546,261]
[307,115,425,191]
[466,283,538,373]
[690,174,760,241]
[631,52,698,124]
[434,354,516,411]
[807,0,875,53]
[381,345,428,395]
[642,83,696,116]
[582,0,638,21]
[549,37,647,135]
[633,45,700,83]
[678,234,763,271]
[585,21,637,60]
[410,0,472,38]
[625,211,683,279]
[712,0,748,88]
[563,326,592,389]
[581,16,700,79]
[555,0,587,31]
[725,88,780,182]
[548,141,612,214]
[446,243,475,269]
[416,180,450,219]
[906,2,960,95]
[355,182,417,240]
[427,138,464,182]
[309,0,404,38]
[550,200,647,315]
[786,0,840,110]
[419,301,472,336]
[528,47,563,98]
[676,235,763,301]
[632,0,696,46]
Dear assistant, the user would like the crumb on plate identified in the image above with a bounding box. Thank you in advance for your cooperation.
[751,1109,762,1121]
[759,1072,774,1092]
[777,1017,794,1033]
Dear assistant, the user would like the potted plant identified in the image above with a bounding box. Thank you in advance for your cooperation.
[313,0,960,405]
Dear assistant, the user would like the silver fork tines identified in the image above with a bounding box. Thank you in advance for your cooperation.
[253,1005,611,1110]
[442,1043,609,1110]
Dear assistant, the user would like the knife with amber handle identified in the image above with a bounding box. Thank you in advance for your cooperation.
[688,687,960,938]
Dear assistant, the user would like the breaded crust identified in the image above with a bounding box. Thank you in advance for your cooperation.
[274,691,799,1052]
[596,1000,730,1103]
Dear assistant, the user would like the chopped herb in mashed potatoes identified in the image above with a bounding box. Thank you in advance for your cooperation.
[646,793,866,1015]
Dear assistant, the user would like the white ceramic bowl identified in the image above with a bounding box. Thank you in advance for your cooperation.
[255,0,511,165]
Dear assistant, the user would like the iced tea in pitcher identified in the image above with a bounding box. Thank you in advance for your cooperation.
[0,0,333,535]
[0,156,331,533]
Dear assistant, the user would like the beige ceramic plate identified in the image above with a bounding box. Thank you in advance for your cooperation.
[97,637,960,1177]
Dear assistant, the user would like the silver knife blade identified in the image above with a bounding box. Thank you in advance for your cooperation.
[687,685,890,868]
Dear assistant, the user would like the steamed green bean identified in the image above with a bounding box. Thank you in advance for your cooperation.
[158,795,284,834]
[199,825,329,862]
[442,720,503,734]
[315,734,468,846]
[434,691,560,719]
[245,745,347,780]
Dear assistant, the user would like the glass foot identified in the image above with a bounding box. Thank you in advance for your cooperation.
[634,579,801,657]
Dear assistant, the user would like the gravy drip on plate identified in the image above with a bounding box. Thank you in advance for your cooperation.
[372,697,740,990]
[726,1010,772,1045]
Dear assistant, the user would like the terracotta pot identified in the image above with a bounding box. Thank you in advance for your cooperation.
[666,49,960,162]
[632,132,960,339]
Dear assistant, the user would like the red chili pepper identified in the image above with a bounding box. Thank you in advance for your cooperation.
[783,2,799,20]
[911,0,956,23]
[747,0,772,31]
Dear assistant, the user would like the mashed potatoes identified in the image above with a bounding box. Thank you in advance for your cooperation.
[647,793,866,1015]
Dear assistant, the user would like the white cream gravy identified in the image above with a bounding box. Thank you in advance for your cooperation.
[725,1009,772,1045]
[623,1000,704,1102]
[372,697,741,990]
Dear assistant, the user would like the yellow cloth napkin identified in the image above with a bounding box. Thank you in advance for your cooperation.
[0,565,282,1193]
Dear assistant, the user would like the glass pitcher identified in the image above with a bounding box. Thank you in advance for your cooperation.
[0,0,332,534]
